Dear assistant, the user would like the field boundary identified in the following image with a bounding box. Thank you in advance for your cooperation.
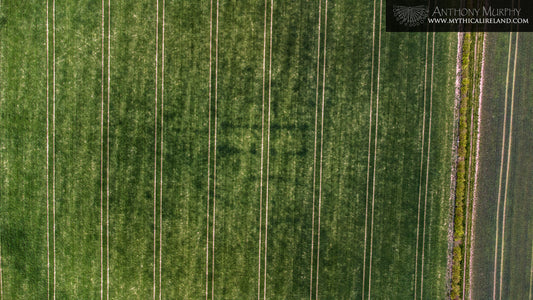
[446,31,462,297]
[450,30,485,300]
[461,30,479,300]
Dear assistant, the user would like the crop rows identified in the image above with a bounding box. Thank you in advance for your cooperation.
[0,1,457,298]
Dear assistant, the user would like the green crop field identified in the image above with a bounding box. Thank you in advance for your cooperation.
[470,32,533,300]
[1,0,459,299]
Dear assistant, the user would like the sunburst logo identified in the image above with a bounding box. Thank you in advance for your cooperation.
[393,5,428,27]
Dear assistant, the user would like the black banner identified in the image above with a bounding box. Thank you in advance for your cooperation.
[386,0,533,32]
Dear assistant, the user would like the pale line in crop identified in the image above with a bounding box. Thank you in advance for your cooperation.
[100,0,105,298]
[361,0,377,298]
[52,0,56,298]
[46,0,50,294]
[462,32,480,300]
[413,30,430,300]
[106,0,111,297]
[314,1,328,298]
[46,0,50,298]
[205,0,213,298]
[257,0,268,298]
[419,32,435,300]
[367,0,382,298]
[211,1,219,298]
[492,32,513,300]
[262,1,273,299]
[153,0,159,298]
[498,31,519,300]
[159,1,165,298]
[309,0,322,297]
